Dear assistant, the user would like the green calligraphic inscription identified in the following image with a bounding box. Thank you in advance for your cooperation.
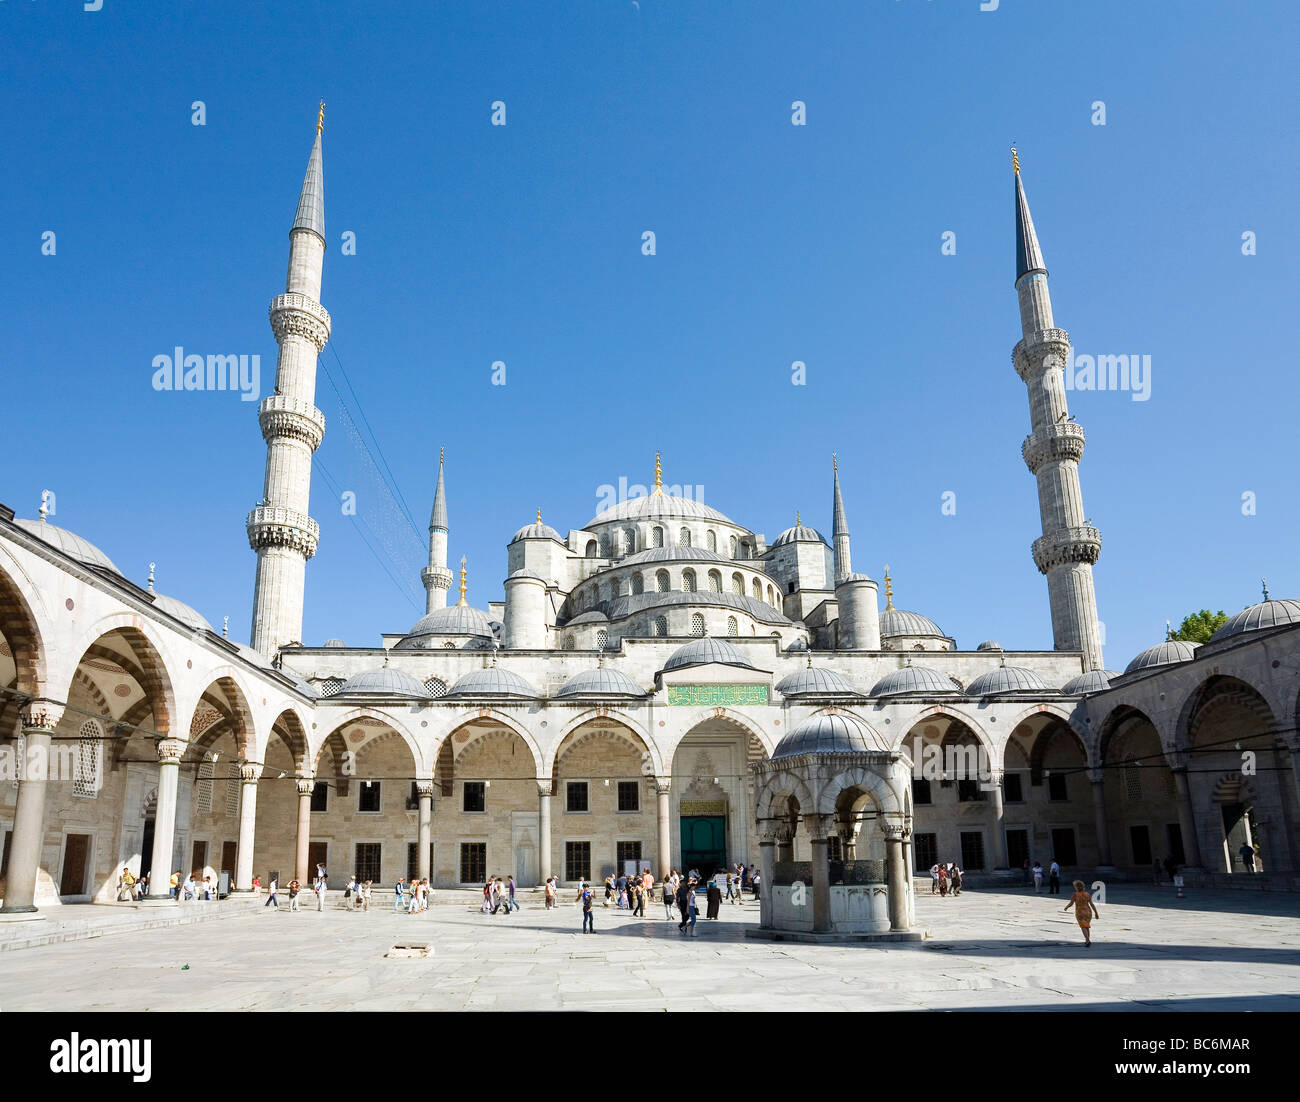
[666,684,768,707]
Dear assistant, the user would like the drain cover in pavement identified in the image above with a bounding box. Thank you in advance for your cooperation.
[386,943,432,959]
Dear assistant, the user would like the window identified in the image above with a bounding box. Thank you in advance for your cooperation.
[616,840,642,871]
[443,641,456,649]
[706,530,717,551]
[826,835,843,861]
[566,841,591,883]
[956,779,986,803]
[1006,828,1030,870]
[679,527,691,546]
[752,578,762,600]
[599,533,611,557]
[959,831,986,871]
[424,677,447,697]
[1129,825,1152,866]
[1050,827,1077,865]
[656,569,670,593]
[609,578,621,597]
[355,843,382,883]
[726,616,738,636]
[690,613,705,637]
[617,781,640,812]
[406,781,421,811]
[460,842,487,884]
[682,568,697,593]
[623,527,636,554]
[566,781,589,813]
[1047,772,1068,802]
[912,778,932,805]
[1124,765,1142,801]
[767,585,776,605]
[194,754,214,813]
[1002,772,1023,803]
[729,535,738,557]
[311,780,328,812]
[565,634,576,650]
[359,781,382,813]
[463,781,486,813]
[708,570,722,593]
[320,677,344,697]
[730,573,743,595]
[632,574,644,595]
[913,832,937,873]
[653,616,667,638]
[596,629,608,650]
[225,774,241,816]
[651,526,664,548]
[585,540,598,558]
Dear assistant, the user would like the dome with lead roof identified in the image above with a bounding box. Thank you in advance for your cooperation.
[556,668,645,698]
[870,665,963,698]
[338,668,433,697]
[15,518,122,576]
[771,523,828,548]
[446,667,539,698]
[662,637,755,673]
[966,666,1053,696]
[775,666,859,697]
[1124,640,1200,675]
[1209,600,1300,643]
[1063,669,1119,695]
[152,594,213,634]
[397,603,495,646]
[880,607,947,640]
[585,492,732,529]
[772,712,889,759]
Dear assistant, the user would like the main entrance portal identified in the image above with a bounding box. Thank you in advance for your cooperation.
[681,815,726,879]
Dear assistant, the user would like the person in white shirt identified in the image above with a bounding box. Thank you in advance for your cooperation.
[316,872,327,910]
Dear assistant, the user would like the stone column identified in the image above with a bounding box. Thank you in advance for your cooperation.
[0,699,63,917]
[1170,766,1203,869]
[416,781,434,882]
[988,771,1009,868]
[538,781,553,883]
[293,778,314,886]
[758,832,777,929]
[1089,771,1114,868]
[656,782,671,875]
[808,815,831,934]
[776,825,794,865]
[233,762,262,891]
[885,828,909,931]
[145,739,187,900]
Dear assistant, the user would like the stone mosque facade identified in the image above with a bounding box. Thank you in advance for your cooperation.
[2,124,1299,925]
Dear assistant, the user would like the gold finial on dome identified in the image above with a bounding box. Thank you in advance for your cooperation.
[1011,144,1020,175]
[317,101,325,136]
[458,556,468,606]
[884,565,894,610]
[1262,577,1270,601]
[652,452,663,495]
[795,510,801,527]
[536,507,542,524]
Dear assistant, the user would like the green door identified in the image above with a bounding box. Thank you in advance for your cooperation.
[681,816,726,879]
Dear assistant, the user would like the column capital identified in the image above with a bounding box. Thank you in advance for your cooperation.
[157,738,187,765]
[655,779,672,796]
[296,777,315,797]
[804,814,835,840]
[19,698,64,732]
[416,780,436,800]
[537,779,553,798]
[240,761,264,783]
[1087,767,1106,785]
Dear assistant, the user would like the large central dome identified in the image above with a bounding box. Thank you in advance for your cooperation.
[585,493,733,529]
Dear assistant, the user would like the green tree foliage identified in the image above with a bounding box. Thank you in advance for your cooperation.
[1171,609,1228,644]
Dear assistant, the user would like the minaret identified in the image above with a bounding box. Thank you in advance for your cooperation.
[248,105,331,657]
[1011,149,1104,670]
[421,447,453,612]
[831,453,852,583]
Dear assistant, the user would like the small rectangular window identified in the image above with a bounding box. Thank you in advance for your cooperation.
[912,778,932,805]
[310,780,328,812]
[354,843,382,883]
[826,835,843,861]
[460,842,486,884]
[956,779,986,803]
[565,841,591,883]
[1002,772,1023,803]
[616,840,642,872]
[566,781,589,813]
[616,781,640,812]
[463,781,485,813]
[959,831,986,871]
[358,781,382,813]
[913,832,937,873]
[1047,773,1068,802]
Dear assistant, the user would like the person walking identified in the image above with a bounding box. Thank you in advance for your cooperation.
[360,881,372,912]
[508,875,520,912]
[544,876,556,910]
[686,880,699,935]
[577,882,595,934]
[1032,861,1044,893]
[315,870,327,910]
[1048,859,1061,895]
[937,865,948,897]
[724,874,736,904]
[676,878,690,933]
[345,876,357,910]
[633,880,646,917]
[950,864,963,897]
[264,875,279,909]
[603,875,615,908]
[116,867,136,902]
[288,878,301,911]
[750,869,759,902]
[1063,879,1100,946]
[1239,842,1256,873]
[706,877,722,920]
[169,871,180,900]
[663,878,676,920]
[493,878,512,915]
[930,863,941,894]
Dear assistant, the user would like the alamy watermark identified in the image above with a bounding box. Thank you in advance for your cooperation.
[151,348,260,402]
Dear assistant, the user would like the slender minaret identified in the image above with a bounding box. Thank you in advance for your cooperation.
[248,105,331,657]
[1011,149,1104,670]
[421,448,453,612]
[831,453,852,583]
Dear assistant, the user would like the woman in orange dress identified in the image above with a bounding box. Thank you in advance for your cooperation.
[1063,879,1100,946]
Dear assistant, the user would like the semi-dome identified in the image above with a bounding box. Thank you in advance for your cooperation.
[662,637,755,673]
[770,524,828,548]
[880,607,947,639]
[152,593,213,633]
[772,712,888,759]
[870,665,963,697]
[603,591,792,626]
[585,493,733,529]
[15,518,122,576]
[566,610,609,626]
[555,668,645,698]
[400,604,495,642]
[1209,599,1300,643]
[1124,639,1200,675]
[338,668,433,697]
[510,520,563,543]
[775,666,859,696]
[966,666,1053,696]
[1063,669,1119,695]
[446,667,538,698]
[619,545,732,567]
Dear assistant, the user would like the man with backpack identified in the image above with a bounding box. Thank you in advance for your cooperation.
[577,882,595,933]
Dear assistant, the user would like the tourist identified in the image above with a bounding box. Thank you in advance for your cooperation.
[288,878,301,911]
[578,882,595,933]
[508,874,520,911]
[676,878,690,932]
[116,866,135,902]
[1048,859,1061,895]
[929,862,941,894]
[182,874,196,902]
[746,865,757,895]
[361,880,372,911]
[251,874,262,898]
[706,877,721,920]
[1022,858,1031,885]
[1063,879,1100,946]
[749,869,758,902]
[481,879,492,914]
[1032,861,1043,893]
[345,876,357,909]
[395,877,408,913]
[265,875,279,908]
[724,874,736,904]
[1239,842,1255,873]
[642,868,654,896]
[662,878,676,919]
[633,879,646,917]
[202,875,214,901]
[492,878,511,915]
[134,875,148,901]
[169,870,180,900]
[316,869,327,910]
[949,864,963,897]
[604,875,615,908]
[544,875,556,909]
[937,864,948,897]
[616,871,628,908]
[686,880,699,935]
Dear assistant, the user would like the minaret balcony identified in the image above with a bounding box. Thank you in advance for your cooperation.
[1013,327,1072,381]
[259,395,326,451]
[269,293,331,351]
[1021,422,1086,473]
[247,505,320,559]
[421,565,454,591]
[1031,525,1101,574]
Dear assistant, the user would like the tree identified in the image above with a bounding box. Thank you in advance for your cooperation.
[1170,609,1228,644]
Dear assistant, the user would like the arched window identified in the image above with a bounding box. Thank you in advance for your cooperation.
[623,527,637,554]
[585,540,597,558]
[726,616,739,637]
[708,570,723,594]
[653,616,668,638]
[679,527,691,546]
[194,746,213,812]
[424,677,448,697]
[767,584,775,605]
[729,534,738,558]
[751,578,762,600]
[443,641,457,649]
[566,634,576,650]
[651,526,664,548]
[690,613,705,637]
[656,569,670,593]
[599,533,611,557]
[682,569,697,593]
[706,530,717,552]
[610,577,621,597]
[596,629,609,650]
[632,574,644,596]
[731,572,744,595]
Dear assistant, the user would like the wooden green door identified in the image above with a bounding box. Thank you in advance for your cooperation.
[680,816,726,878]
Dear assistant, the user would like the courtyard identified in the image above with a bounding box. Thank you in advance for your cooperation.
[1,883,1296,1012]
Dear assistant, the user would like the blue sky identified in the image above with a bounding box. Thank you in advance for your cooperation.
[2,1,1296,667]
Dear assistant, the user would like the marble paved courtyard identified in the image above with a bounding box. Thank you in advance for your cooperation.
[1,884,1297,1012]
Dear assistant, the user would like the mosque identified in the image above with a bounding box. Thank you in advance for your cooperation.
[1,119,1297,931]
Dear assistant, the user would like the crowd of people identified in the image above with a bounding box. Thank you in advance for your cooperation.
[927,861,964,896]
[568,864,758,934]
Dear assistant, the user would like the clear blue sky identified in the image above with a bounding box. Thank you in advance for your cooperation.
[2,1,1296,667]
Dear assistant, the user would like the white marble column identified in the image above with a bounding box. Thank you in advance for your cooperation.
[0,699,63,917]
[294,777,313,886]
[885,828,909,931]
[538,781,553,883]
[758,833,777,930]
[656,782,671,875]
[988,771,1009,868]
[1089,771,1114,868]
[417,781,434,881]
[233,762,262,891]
[145,738,187,901]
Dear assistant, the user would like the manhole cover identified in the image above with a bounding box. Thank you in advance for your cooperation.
[386,943,432,959]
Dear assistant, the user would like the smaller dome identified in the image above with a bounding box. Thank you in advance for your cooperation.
[511,520,563,543]
[566,610,609,626]
[507,568,545,582]
[1209,600,1300,643]
[446,667,538,698]
[786,638,809,653]
[15,519,122,576]
[1124,639,1200,675]
[880,607,947,639]
[775,667,859,696]
[976,640,1002,651]
[870,665,963,697]
[620,545,732,567]
[323,638,347,648]
[966,666,1053,696]
[403,604,495,640]
[152,594,213,633]
[556,668,645,698]
[771,524,828,548]
[339,668,432,697]
[662,637,754,673]
[1063,669,1119,695]
[772,712,888,759]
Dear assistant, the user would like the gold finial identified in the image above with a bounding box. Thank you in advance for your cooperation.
[833,452,838,474]
[536,507,542,524]
[1011,145,1020,176]
[317,101,325,136]
[796,510,801,527]
[653,452,663,495]
[439,446,444,466]
[458,556,468,606]
[884,565,894,610]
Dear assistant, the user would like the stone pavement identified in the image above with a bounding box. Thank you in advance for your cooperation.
[0,883,1296,1011]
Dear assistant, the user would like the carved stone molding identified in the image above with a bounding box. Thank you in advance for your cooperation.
[247,505,321,559]
[296,778,315,797]
[416,781,436,800]
[268,293,331,352]
[1032,525,1102,574]
[20,698,65,732]
[240,761,264,784]
[157,738,187,765]
[259,395,326,452]
[1022,422,1086,473]
[1013,327,1072,381]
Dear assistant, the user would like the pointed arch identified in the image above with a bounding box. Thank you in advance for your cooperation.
[313,707,425,775]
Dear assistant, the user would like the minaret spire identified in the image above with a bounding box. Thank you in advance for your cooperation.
[1011,151,1104,670]
[421,447,453,612]
[247,111,331,656]
[831,453,852,583]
